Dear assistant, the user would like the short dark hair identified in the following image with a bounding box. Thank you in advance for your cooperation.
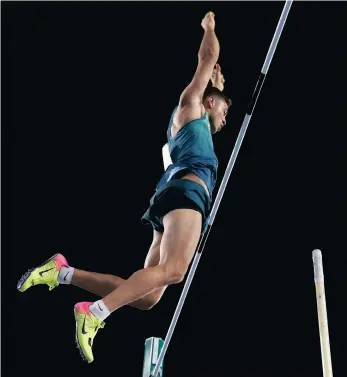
[203,84,232,107]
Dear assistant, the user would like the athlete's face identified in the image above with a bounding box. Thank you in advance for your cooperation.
[206,97,229,134]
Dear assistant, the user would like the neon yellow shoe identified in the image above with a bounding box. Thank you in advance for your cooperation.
[74,302,105,363]
[17,253,69,292]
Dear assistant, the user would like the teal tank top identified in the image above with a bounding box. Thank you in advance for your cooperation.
[156,106,218,200]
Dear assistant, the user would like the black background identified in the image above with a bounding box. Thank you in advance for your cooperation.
[2,1,347,376]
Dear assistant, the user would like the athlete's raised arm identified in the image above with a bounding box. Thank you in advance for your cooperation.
[179,12,219,113]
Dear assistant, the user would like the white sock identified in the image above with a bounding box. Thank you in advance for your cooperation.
[58,266,75,284]
[89,300,111,321]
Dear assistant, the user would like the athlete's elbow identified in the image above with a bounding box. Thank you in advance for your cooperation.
[198,48,218,64]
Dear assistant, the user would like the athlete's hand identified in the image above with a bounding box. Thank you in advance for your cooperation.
[201,12,215,31]
[211,63,225,91]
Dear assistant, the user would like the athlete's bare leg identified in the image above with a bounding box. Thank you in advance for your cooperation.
[70,229,167,310]
[101,208,202,312]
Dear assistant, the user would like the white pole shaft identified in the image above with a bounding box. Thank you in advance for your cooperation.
[312,249,333,377]
[150,3,293,376]
[209,0,292,225]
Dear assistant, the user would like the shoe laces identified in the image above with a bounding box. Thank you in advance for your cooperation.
[48,281,59,291]
[95,321,105,332]
[91,321,105,346]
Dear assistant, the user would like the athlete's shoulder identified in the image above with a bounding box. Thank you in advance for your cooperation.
[174,102,206,130]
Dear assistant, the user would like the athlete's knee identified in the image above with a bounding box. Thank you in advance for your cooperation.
[162,259,189,285]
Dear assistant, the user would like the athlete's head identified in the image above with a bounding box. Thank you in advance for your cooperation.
[203,86,232,134]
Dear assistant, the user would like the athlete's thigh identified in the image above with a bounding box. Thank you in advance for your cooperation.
[160,208,202,267]
[144,229,163,268]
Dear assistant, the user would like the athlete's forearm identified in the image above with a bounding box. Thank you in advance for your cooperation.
[211,63,225,91]
[212,82,224,91]
[198,28,220,62]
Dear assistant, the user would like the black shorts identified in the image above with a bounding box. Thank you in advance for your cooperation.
[141,179,211,234]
